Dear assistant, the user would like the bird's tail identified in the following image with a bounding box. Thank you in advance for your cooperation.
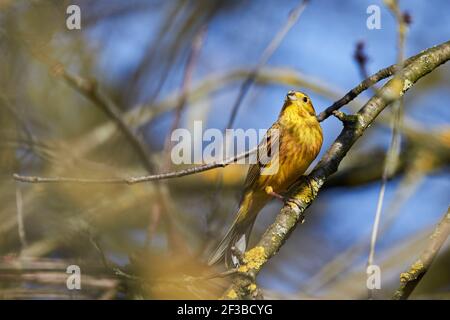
[208,194,263,267]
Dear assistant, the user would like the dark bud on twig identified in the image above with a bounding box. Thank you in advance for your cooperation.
[402,11,412,25]
[354,41,368,66]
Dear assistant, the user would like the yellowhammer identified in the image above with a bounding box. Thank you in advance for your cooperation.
[208,91,323,267]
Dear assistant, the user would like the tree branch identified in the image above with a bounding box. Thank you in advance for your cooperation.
[393,207,450,300]
[221,39,450,299]
[316,50,417,122]
[13,147,258,184]
[226,0,308,129]
[50,63,155,172]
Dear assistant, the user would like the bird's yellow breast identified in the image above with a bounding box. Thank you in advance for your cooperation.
[235,91,323,223]
[259,118,322,193]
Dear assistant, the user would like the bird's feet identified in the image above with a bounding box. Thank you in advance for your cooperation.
[264,186,285,201]
[264,186,305,210]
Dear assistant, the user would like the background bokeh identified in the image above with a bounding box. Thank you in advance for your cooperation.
[0,0,449,299]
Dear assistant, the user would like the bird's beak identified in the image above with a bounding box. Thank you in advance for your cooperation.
[287,91,297,101]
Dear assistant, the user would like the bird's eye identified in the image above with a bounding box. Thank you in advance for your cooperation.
[302,97,308,103]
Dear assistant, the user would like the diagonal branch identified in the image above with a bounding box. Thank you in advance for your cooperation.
[221,39,450,299]
[51,64,155,172]
[316,49,418,122]
[393,207,450,300]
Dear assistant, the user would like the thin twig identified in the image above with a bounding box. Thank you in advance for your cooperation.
[353,40,381,96]
[226,0,308,129]
[13,146,258,184]
[367,0,409,298]
[163,25,206,169]
[15,185,28,252]
[26,48,190,254]
[89,233,140,282]
[367,178,386,267]
[27,47,156,173]
[303,158,427,294]
[317,33,418,123]
[51,64,155,173]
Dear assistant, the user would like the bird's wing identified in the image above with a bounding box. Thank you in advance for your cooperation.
[241,122,281,194]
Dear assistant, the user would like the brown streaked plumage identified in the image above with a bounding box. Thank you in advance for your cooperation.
[208,91,323,267]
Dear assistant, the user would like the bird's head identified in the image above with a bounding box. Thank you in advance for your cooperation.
[281,90,317,118]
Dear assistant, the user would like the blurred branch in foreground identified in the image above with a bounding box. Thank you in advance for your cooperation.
[0,257,119,299]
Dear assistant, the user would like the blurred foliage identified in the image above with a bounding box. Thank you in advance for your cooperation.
[0,0,448,299]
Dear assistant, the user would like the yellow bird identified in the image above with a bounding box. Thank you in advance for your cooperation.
[208,91,323,267]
